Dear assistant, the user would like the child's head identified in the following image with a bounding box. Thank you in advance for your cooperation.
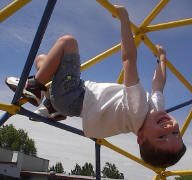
[137,110,186,168]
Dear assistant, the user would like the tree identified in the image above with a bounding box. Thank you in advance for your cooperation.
[71,163,82,175]
[81,162,95,176]
[55,162,64,173]
[102,162,124,179]
[49,165,55,172]
[175,175,192,180]
[71,162,95,177]
[49,162,65,173]
[0,124,37,156]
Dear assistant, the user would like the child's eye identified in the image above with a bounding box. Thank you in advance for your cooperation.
[158,135,166,139]
[172,131,179,135]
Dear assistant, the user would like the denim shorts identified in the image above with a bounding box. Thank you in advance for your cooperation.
[50,53,85,117]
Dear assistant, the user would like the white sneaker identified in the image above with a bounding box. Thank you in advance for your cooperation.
[30,104,67,122]
[5,76,46,106]
[29,105,49,122]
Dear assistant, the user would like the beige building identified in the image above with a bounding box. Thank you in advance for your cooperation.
[0,148,95,180]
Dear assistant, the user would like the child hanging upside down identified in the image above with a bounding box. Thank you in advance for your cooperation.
[6,5,186,168]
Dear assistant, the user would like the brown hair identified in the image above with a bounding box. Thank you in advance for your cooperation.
[139,139,186,168]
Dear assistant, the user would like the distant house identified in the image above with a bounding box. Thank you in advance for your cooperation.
[0,147,48,179]
[0,147,95,180]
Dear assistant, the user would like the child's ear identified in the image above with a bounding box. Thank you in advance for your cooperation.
[137,129,145,145]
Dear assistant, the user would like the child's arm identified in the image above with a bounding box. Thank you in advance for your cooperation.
[115,5,139,87]
[152,45,167,93]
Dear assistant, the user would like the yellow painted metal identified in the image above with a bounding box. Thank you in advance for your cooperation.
[153,169,192,180]
[18,98,28,106]
[0,102,20,114]
[165,60,192,92]
[96,0,118,18]
[96,0,138,34]
[180,109,192,137]
[142,18,192,33]
[0,0,31,23]
[96,139,163,174]
[164,170,192,177]
[81,43,121,72]
[139,0,170,28]
[160,177,166,180]
[153,175,161,180]
[142,34,192,93]
[117,69,124,84]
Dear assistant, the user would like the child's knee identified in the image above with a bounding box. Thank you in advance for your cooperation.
[35,54,47,70]
[57,35,79,54]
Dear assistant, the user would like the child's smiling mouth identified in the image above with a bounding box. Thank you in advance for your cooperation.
[157,115,171,125]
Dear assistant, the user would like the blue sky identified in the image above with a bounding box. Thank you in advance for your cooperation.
[0,0,192,179]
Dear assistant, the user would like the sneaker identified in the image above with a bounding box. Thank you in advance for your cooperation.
[30,99,66,121]
[29,105,49,122]
[43,99,67,121]
[5,76,47,106]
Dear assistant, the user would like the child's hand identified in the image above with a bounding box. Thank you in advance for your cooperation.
[114,5,128,20]
[156,44,166,62]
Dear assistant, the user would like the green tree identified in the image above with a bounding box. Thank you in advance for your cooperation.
[175,175,192,180]
[102,162,124,179]
[49,162,65,173]
[71,162,95,177]
[0,124,37,156]
[71,163,82,175]
[49,165,55,172]
[81,162,95,176]
[55,162,64,173]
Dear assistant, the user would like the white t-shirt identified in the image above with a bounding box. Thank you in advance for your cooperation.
[80,81,165,139]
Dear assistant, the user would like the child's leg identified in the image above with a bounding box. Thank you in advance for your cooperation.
[6,35,80,107]
[33,54,66,121]
[48,36,84,117]
[35,54,50,100]
[35,35,79,85]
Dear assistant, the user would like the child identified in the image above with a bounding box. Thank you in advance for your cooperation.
[6,5,186,168]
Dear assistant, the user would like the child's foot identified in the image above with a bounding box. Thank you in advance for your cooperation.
[5,76,47,106]
[30,99,66,121]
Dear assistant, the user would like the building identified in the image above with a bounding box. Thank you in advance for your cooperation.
[0,148,95,180]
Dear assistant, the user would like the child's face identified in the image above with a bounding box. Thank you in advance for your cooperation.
[138,110,183,152]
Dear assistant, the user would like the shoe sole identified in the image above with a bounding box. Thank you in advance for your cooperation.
[49,112,66,121]
[5,77,43,107]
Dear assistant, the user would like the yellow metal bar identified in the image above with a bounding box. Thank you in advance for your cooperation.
[139,0,170,28]
[153,170,192,180]
[153,174,161,180]
[96,139,163,174]
[142,18,192,33]
[160,177,166,180]
[164,170,192,177]
[81,43,121,72]
[180,108,192,136]
[117,68,124,84]
[0,0,31,23]
[117,35,142,83]
[18,98,28,106]
[0,102,20,114]
[142,35,192,92]
[96,0,118,17]
[96,0,138,33]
